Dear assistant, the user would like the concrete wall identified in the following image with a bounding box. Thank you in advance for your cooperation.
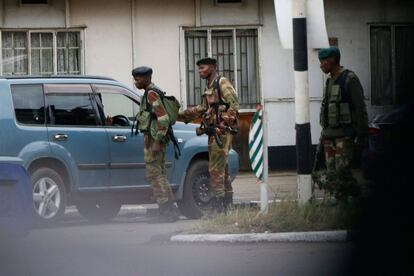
[70,0,133,87]
[2,0,66,28]
[199,0,260,26]
[134,0,194,96]
[1,0,413,152]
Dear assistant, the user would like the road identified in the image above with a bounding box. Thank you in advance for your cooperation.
[1,210,352,276]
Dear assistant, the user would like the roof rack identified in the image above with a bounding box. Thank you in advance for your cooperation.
[0,75,117,81]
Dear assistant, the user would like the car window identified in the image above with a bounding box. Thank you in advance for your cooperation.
[93,85,139,127]
[11,84,45,125]
[46,94,98,126]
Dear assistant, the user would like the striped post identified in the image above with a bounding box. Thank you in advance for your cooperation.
[249,109,264,180]
[293,0,313,204]
[249,107,268,213]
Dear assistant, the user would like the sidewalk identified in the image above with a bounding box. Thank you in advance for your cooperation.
[232,171,298,203]
[232,170,368,203]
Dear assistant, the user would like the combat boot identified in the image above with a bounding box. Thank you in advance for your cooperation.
[224,192,233,211]
[212,196,226,214]
[150,201,179,223]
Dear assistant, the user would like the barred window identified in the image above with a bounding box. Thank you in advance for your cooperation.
[370,24,413,105]
[185,27,260,110]
[0,30,82,76]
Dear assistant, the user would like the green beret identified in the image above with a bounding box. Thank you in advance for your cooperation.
[132,66,153,77]
[196,57,217,66]
[318,47,341,60]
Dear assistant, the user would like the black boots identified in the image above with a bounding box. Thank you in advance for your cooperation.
[212,196,226,214]
[224,192,233,211]
[151,201,179,223]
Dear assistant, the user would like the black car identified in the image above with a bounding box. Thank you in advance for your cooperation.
[362,104,413,180]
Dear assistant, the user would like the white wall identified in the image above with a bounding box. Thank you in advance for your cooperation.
[200,0,260,26]
[325,0,414,117]
[134,0,194,96]
[2,0,66,28]
[261,0,323,146]
[70,0,133,87]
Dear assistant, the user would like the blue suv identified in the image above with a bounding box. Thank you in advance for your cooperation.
[0,76,239,223]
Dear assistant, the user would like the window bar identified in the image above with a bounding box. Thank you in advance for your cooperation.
[0,30,3,76]
[192,35,196,106]
[28,32,32,75]
[254,30,259,104]
[233,29,238,95]
[391,25,397,104]
[239,34,244,105]
[207,29,212,57]
[53,32,57,75]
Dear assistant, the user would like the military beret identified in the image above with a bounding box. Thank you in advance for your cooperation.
[132,66,153,77]
[196,57,217,66]
[318,47,341,60]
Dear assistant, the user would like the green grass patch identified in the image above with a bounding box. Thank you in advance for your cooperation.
[190,200,360,234]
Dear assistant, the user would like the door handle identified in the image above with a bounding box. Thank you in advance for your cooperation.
[112,135,127,143]
[53,134,68,141]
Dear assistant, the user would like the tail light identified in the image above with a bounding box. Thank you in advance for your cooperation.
[368,124,380,135]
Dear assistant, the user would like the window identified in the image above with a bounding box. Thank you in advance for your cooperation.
[216,0,242,4]
[1,30,82,76]
[184,27,260,109]
[21,0,48,4]
[45,85,98,126]
[11,84,45,125]
[370,24,413,105]
[94,84,140,125]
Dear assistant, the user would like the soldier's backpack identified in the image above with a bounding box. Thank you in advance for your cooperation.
[132,87,182,159]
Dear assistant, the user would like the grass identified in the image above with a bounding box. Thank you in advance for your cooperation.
[189,200,360,234]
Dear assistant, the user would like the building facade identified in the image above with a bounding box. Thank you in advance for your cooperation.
[1,0,413,170]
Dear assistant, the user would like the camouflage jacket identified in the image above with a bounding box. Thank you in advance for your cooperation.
[320,70,368,139]
[140,83,170,142]
[179,76,239,127]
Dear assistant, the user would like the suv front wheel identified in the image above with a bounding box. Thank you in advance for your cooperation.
[178,160,214,219]
[31,167,67,224]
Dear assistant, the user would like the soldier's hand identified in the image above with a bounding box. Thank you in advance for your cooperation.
[152,141,162,153]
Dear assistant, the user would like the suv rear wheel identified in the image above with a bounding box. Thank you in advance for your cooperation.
[178,160,214,219]
[31,167,67,224]
[76,201,122,221]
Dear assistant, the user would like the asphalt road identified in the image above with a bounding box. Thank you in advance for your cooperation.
[1,210,352,276]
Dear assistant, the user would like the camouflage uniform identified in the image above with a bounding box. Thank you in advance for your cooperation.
[141,83,175,205]
[179,76,239,200]
[313,70,368,200]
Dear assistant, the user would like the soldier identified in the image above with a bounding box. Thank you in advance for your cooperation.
[312,47,368,201]
[178,57,239,213]
[132,66,179,222]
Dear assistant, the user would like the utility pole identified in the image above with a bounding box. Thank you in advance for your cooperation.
[292,0,313,204]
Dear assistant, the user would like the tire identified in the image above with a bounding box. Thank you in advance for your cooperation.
[31,167,67,224]
[178,160,214,219]
[76,200,122,222]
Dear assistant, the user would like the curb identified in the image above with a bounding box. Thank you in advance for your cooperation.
[170,230,347,243]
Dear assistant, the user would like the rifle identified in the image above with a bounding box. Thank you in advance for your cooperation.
[313,138,326,172]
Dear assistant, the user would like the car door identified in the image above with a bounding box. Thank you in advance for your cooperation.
[45,84,111,190]
[92,84,148,187]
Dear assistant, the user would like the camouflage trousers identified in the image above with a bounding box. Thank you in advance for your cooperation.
[312,137,359,200]
[208,132,233,198]
[144,135,175,205]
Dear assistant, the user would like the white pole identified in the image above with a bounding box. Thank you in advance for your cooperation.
[260,106,269,214]
[292,0,313,204]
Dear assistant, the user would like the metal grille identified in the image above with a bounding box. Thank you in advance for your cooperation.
[185,28,259,109]
[370,24,414,106]
[236,29,259,109]
[185,30,208,107]
[212,30,234,82]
